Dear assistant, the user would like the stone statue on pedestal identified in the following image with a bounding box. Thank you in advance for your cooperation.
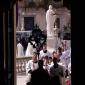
[46,5,62,53]
[46,5,57,37]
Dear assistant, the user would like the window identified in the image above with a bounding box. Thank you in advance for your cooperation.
[24,17,34,31]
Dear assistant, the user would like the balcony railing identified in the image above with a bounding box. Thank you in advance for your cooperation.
[16,57,32,74]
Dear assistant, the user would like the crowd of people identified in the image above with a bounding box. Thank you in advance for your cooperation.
[25,44,71,85]
[16,39,35,57]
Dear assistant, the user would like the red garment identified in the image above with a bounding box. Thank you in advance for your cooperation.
[66,79,70,85]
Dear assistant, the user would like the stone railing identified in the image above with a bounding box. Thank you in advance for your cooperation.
[16,57,32,74]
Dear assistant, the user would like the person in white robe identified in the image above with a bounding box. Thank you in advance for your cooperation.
[16,42,24,57]
[25,52,38,83]
[60,48,71,70]
[25,43,34,57]
[39,44,51,60]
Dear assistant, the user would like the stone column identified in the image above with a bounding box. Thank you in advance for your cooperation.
[47,36,57,53]
[47,27,60,53]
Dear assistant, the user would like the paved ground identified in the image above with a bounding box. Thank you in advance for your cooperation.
[17,75,27,85]
[17,75,71,85]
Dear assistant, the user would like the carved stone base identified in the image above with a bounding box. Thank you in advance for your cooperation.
[47,36,59,53]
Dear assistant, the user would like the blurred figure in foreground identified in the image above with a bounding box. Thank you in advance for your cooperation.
[43,56,50,73]
[30,60,50,85]
[50,57,65,85]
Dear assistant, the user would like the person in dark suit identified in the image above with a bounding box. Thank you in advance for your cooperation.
[50,57,65,85]
[29,60,50,85]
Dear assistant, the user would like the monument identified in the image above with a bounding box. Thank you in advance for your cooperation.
[46,5,57,37]
[46,5,60,53]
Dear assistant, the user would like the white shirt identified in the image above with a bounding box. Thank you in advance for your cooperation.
[39,50,51,60]
[26,60,38,75]
[43,64,50,73]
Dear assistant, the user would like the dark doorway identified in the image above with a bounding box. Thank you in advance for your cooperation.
[24,17,34,31]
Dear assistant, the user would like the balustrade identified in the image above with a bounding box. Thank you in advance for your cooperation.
[16,57,31,74]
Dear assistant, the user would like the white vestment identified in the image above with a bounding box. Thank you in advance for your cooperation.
[25,43,34,57]
[60,49,71,69]
[39,50,51,60]
[25,60,38,83]
[26,60,39,75]
[17,43,24,57]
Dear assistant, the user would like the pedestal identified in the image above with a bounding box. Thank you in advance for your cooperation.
[47,35,59,54]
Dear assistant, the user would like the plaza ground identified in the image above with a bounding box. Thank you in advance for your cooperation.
[17,74,27,85]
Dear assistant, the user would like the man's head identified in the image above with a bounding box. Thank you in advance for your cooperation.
[58,47,62,53]
[52,51,58,59]
[32,52,37,61]
[53,57,58,68]
[49,57,52,64]
[44,56,49,64]
[38,60,43,68]
[57,47,63,57]
[43,44,47,52]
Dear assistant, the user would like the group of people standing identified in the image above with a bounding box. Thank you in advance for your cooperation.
[16,40,35,57]
[26,44,71,85]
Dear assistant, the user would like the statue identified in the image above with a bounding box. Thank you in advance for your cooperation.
[46,5,57,37]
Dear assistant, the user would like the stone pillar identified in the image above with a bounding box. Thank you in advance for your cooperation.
[47,27,61,53]
[47,36,57,53]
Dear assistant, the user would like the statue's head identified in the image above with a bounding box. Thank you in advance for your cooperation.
[49,5,53,10]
